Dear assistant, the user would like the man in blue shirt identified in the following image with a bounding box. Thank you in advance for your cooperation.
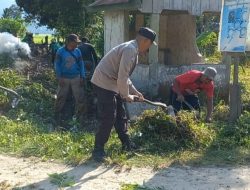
[54,34,86,126]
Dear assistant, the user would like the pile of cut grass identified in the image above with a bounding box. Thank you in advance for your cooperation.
[132,109,215,151]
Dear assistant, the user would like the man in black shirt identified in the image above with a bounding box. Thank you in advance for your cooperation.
[78,37,98,80]
[78,37,99,117]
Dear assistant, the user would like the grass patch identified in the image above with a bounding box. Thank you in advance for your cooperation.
[121,184,164,190]
[49,173,75,188]
[0,116,94,164]
[33,34,53,44]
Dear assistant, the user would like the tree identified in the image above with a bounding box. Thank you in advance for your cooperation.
[0,4,26,37]
[2,5,22,19]
[0,18,26,37]
[16,0,104,55]
[16,0,99,36]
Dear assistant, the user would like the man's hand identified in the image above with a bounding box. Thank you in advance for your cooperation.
[185,89,194,95]
[126,95,137,102]
[136,92,144,101]
[176,94,184,102]
[185,89,200,95]
[58,78,64,87]
[194,89,201,94]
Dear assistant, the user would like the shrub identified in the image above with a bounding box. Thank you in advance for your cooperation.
[213,101,230,121]
[0,69,23,107]
[0,18,26,37]
[132,109,215,150]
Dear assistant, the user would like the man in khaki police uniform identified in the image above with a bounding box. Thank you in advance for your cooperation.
[91,27,157,161]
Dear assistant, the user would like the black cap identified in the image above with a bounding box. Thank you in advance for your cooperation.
[67,34,81,43]
[138,27,157,45]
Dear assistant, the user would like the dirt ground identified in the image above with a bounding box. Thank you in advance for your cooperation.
[0,154,249,190]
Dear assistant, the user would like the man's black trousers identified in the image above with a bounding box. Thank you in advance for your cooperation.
[93,84,129,150]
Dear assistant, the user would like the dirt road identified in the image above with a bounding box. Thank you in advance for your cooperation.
[0,154,249,190]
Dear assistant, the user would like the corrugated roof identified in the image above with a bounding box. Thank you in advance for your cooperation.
[89,0,129,7]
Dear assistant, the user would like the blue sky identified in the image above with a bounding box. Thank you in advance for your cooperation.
[0,0,16,16]
[0,0,54,34]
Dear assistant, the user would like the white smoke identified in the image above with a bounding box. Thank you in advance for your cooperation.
[0,32,31,57]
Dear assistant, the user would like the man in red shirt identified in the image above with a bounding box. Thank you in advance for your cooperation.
[169,67,217,122]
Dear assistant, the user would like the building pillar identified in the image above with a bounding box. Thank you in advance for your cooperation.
[104,10,129,54]
[148,13,160,96]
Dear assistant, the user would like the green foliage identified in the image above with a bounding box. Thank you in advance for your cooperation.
[0,18,26,37]
[0,115,93,164]
[83,13,104,57]
[15,82,54,119]
[197,31,218,57]
[49,173,75,187]
[0,70,23,88]
[132,109,215,151]
[213,101,230,121]
[121,184,162,190]
[234,111,250,146]
[16,0,97,35]
[33,34,53,44]
[16,0,104,55]
[0,69,23,107]
[240,66,250,111]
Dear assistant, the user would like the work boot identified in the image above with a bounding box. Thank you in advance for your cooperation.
[122,140,137,152]
[92,147,106,162]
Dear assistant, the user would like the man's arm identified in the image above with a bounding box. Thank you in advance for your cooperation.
[90,46,98,65]
[55,52,62,78]
[173,79,185,102]
[54,51,64,86]
[78,56,86,79]
[117,48,137,101]
[128,79,144,100]
[206,97,213,122]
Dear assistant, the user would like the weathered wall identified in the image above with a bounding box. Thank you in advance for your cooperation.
[140,0,222,15]
[104,11,129,54]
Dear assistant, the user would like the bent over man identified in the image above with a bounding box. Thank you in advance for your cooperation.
[169,67,217,123]
[91,27,157,161]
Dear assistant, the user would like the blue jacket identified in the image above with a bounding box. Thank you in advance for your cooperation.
[55,47,85,79]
